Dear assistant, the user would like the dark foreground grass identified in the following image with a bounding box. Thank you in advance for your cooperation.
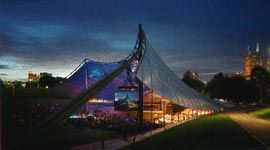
[8,124,120,150]
[43,125,120,147]
[4,87,70,99]
[124,113,264,150]
[248,108,270,120]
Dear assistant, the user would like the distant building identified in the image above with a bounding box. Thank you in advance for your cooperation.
[40,72,52,78]
[267,57,270,73]
[3,81,13,88]
[3,81,26,88]
[243,44,263,77]
[21,82,27,88]
[28,71,39,82]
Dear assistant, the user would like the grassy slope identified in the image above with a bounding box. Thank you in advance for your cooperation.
[249,108,270,120]
[12,124,120,150]
[4,87,70,99]
[3,87,118,150]
[43,125,120,148]
[125,113,264,150]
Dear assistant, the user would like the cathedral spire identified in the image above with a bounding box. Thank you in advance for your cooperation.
[256,43,259,53]
[247,45,250,54]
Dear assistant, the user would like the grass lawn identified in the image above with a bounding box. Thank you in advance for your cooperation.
[7,123,120,150]
[4,87,70,99]
[124,113,264,150]
[248,107,270,120]
[35,126,120,150]
[42,125,120,147]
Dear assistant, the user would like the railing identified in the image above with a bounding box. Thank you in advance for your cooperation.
[65,59,90,79]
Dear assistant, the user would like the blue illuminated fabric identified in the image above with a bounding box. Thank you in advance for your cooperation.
[55,60,123,98]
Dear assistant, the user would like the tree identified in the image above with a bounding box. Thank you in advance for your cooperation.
[39,76,65,88]
[250,67,270,104]
[182,70,205,93]
[222,76,257,104]
[205,73,257,104]
[204,72,225,99]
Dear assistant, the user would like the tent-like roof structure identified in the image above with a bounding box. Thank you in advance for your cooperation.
[35,25,224,137]
[136,42,222,110]
[55,24,223,111]
[55,59,123,98]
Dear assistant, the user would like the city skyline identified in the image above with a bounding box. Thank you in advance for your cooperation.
[1,0,270,81]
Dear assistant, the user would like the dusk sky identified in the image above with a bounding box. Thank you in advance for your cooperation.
[1,0,270,81]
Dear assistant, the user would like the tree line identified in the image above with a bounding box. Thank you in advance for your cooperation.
[182,67,270,104]
[25,76,65,89]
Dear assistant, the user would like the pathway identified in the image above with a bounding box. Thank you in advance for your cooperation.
[228,112,270,150]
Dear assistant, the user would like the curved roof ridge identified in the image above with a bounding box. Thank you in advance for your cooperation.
[84,58,124,64]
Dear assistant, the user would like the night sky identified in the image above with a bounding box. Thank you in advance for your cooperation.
[1,0,270,81]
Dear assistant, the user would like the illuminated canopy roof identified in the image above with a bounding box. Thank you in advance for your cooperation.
[55,25,223,111]
[36,25,224,137]
[55,59,123,97]
[136,42,222,110]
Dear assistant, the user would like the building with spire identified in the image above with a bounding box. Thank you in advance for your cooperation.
[267,47,270,73]
[244,43,263,77]
[256,43,260,53]
[28,71,39,82]
[267,58,270,72]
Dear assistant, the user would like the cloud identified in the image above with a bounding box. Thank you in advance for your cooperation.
[2,0,270,81]
[0,64,9,69]
[163,55,242,77]
[0,73,7,76]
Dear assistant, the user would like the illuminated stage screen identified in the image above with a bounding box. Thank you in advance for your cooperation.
[114,91,139,111]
